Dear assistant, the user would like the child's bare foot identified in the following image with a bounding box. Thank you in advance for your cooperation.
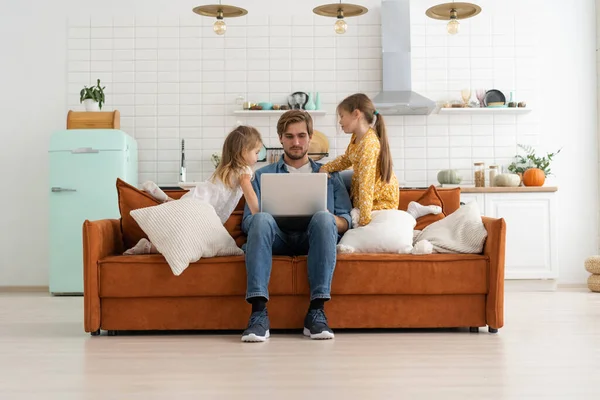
[142,181,172,202]
[123,238,159,255]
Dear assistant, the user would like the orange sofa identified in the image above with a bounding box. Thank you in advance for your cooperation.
[83,184,506,336]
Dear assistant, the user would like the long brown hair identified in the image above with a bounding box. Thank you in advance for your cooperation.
[337,93,393,183]
[211,126,262,189]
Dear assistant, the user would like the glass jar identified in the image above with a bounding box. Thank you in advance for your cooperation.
[474,162,485,187]
[488,165,498,187]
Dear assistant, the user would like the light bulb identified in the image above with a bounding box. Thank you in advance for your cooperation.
[447,19,459,35]
[213,19,227,35]
[334,19,347,34]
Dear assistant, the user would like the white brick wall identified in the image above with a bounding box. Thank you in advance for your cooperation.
[67,2,540,187]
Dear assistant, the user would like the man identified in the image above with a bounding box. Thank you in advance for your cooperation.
[241,110,352,342]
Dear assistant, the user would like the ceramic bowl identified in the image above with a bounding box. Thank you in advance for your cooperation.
[258,102,273,110]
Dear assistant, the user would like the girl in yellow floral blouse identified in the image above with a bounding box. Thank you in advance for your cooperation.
[319,93,399,226]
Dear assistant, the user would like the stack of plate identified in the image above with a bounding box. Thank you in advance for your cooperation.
[484,89,506,108]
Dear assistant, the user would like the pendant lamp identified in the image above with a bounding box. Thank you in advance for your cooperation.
[425,1,481,35]
[192,0,248,35]
[313,1,368,34]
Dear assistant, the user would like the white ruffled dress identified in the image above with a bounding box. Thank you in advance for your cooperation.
[181,166,253,224]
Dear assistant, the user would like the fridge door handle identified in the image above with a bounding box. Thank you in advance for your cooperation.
[51,187,77,193]
[71,147,99,154]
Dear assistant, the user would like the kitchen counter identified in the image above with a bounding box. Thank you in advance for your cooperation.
[444,186,558,193]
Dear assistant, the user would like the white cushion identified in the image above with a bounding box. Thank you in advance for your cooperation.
[414,201,487,254]
[337,209,416,254]
[130,199,244,276]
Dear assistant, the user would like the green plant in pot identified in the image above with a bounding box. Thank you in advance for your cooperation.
[507,144,561,186]
[79,79,106,111]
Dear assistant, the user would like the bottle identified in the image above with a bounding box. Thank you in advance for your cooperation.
[315,92,321,110]
[305,93,316,110]
[179,139,187,183]
[488,165,498,187]
[473,162,485,187]
[508,91,516,108]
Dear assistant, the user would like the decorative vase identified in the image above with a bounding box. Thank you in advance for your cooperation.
[83,99,100,111]
[305,93,316,111]
[315,92,321,110]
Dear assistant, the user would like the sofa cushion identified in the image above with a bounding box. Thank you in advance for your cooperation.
[98,255,295,297]
[295,253,489,295]
[337,209,416,254]
[415,201,488,254]
[130,199,244,276]
[412,185,446,230]
[223,211,246,247]
[116,178,160,249]
[399,186,460,216]
[117,178,246,249]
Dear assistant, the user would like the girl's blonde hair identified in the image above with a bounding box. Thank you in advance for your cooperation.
[211,126,262,189]
[337,93,394,184]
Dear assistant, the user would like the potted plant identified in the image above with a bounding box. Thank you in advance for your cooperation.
[507,144,561,186]
[79,79,106,111]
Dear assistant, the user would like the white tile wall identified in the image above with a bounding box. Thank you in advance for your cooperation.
[67,3,539,187]
[597,0,600,254]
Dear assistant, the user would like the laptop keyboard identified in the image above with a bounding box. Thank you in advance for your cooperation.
[274,216,312,232]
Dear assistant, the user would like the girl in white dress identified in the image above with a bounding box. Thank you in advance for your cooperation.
[124,125,263,255]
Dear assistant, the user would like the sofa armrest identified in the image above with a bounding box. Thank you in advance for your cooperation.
[82,219,123,333]
[481,216,506,330]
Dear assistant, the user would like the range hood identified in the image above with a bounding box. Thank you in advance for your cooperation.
[372,0,436,116]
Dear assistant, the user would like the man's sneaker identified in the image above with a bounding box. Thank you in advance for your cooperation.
[241,309,270,342]
[303,308,335,340]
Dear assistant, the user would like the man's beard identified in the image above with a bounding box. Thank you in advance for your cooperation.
[284,147,307,160]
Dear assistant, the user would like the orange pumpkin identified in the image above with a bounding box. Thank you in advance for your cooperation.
[523,168,545,186]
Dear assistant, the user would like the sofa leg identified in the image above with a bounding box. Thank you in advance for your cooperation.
[488,327,498,334]
[107,330,117,336]
[90,329,101,336]
[469,327,479,333]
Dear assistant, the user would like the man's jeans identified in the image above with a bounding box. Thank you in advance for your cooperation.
[244,211,338,302]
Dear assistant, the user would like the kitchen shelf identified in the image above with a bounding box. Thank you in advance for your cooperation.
[234,110,327,116]
[437,107,532,115]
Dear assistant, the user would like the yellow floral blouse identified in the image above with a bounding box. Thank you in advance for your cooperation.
[321,128,399,226]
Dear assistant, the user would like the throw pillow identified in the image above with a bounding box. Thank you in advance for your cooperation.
[413,201,487,254]
[413,185,446,230]
[116,178,160,249]
[337,209,416,254]
[130,199,244,276]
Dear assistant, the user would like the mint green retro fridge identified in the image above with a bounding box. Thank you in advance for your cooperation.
[49,129,137,295]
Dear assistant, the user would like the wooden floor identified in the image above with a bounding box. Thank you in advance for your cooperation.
[0,290,599,399]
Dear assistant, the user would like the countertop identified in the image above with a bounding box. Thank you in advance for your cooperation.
[440,186,558,193]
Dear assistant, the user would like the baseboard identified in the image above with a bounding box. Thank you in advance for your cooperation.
[557,283,587,288]
[505,280,557,291]
[504,280,591,292]
[556,283,589,292]
[0,286,49,293]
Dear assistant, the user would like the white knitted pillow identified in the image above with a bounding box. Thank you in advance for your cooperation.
[130,199,243,276]
[414,201,487,254]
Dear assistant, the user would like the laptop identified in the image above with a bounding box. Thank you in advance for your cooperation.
[260,173,328,231]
